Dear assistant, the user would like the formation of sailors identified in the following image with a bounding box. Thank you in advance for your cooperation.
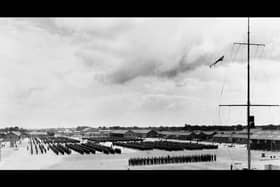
[129,154,216,166]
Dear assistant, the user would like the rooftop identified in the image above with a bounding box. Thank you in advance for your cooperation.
[157,131,193,136]
[131,129,155,134]
[109,130,131,134]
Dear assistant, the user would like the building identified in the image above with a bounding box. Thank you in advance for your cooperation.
[201,131,217,140]
[130,129,158,138]
[250,130,280,151]
[81,127,100,137]
[98,130,111,137]
[212,131,247,144]
[157,131,193,140]
[109,130,136,138]
[189,131,218,141]
[212,129,280,151]
[212,131,235,143]
[84,131,102,137]
[0,133,6,140]
[5,131,21,147]
[63,128,74,136]
[156,130,216,141]
[29,131,48,136]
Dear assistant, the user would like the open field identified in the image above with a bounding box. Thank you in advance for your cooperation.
[0,137,280,170]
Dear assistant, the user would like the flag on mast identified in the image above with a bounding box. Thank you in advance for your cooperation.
[209,55,224,68]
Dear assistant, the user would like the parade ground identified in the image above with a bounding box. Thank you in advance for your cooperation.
[0,138,280,170]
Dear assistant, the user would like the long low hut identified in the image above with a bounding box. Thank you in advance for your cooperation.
[250,130,280,151]
[109,129,159,138]
[156,131,217,141]
[130,129,159,138]
[106,129,217,141]
[157,131,193,140]
[212,131,253,144]
[109,130,136,138]
[212,129,280,151]
[212,133,233,143]
[192,131,217,141]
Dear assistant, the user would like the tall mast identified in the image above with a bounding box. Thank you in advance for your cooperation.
[217,18,273,170]
[247,17,251,170]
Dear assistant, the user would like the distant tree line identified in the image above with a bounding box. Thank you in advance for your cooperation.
[9,123,278,133]
[94,124,247,131]
[182,124,245,131]
[260,124,280,130]
[0,126,28,133]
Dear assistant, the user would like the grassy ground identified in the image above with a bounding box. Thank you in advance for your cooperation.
[1,138,280,170]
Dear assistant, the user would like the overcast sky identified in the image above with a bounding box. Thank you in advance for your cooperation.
[1,17,280,128]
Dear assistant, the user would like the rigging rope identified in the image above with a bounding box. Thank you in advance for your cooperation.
[217,45,233,125]
[223,44,243,166]
[218,44,238,125]
[251,46,260,104]
[253,45,260,59]
[220,44,240,98]
[216,43,245,167]
[263,46,280,124]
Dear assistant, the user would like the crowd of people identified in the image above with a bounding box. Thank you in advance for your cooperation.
[129,154,216,166]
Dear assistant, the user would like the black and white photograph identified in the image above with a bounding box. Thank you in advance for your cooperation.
[0,17,280,171]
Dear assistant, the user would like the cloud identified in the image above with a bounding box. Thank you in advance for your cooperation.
[88,18,249,84]
[1,18,280,127]
[28,18,259,86]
